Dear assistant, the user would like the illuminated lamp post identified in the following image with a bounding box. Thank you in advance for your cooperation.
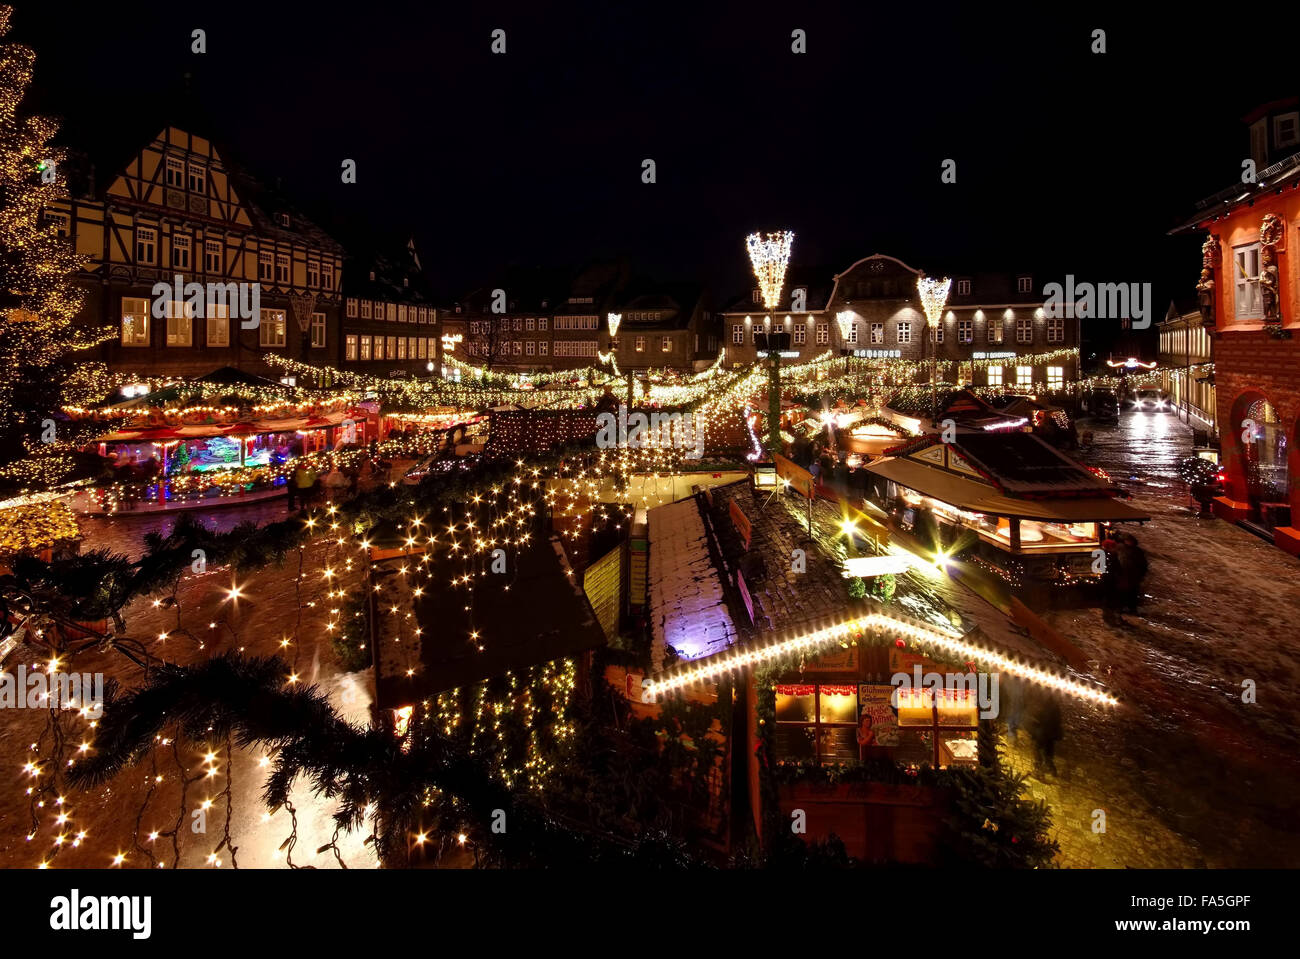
[917,276,952,426]
[746,230,795,452]
[607,312,633,407]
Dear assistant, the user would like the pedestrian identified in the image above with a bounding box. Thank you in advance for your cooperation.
[1002,674,1025,741]
[292,462,318,510]
[1023,687,1064,777]
[1115,531,1148,615]
[1099,536,1124,625]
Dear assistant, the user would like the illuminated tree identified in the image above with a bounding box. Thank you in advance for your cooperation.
[0,6,101,490]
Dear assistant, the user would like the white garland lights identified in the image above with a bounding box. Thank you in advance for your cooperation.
[746,230,795,312]
[643,610,1118,707]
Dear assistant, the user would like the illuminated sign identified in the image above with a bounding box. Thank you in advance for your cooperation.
[852,349,902,358]
[972,351,1016,360]
[440,333,464,350]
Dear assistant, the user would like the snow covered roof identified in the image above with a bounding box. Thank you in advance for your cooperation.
[647,498,737,670]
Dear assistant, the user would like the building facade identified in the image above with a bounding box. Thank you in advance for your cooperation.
[1157,300,1216,433]
[1176,97,1300,554]
[341,241,439,378]
[53,127,344,382]
[718,254,1081,393]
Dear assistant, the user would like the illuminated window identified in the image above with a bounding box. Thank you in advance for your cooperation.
[387,336,398,358]
[662,336,672,352]
[1047,366,1064,389]
[635,336,645,351]
[311,312,326,349]
[165,299,192,347]
[345,334,359,361]
[259,309,287,347]
[206,302,229,347]
[121,297,150,346]
[1235,243,1262,318]
[773,684,860,765]
[1016,365,1032,388]
[987,366,1003,387]
[359,336,372,360]
[396,337,406,360]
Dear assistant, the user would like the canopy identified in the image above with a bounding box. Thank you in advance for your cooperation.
[94,408,362,443]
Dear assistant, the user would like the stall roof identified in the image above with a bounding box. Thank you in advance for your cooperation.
[866,455,1150,522]
[95,408,360,443]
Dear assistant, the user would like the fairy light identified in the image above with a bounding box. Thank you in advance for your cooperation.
[746,231,795,312]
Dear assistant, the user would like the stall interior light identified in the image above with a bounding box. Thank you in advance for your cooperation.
[642,611,1117,707]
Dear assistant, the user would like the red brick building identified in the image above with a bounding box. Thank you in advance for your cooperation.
[1175,98,1300,554]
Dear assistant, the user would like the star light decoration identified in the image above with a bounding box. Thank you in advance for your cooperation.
[917,276,952,329]
[745,230,795,314]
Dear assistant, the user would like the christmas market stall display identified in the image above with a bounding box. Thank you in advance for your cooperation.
[0,492,80,565]
[864,429,1149,587]
[634,480,1087,864]
[63,373,376,512]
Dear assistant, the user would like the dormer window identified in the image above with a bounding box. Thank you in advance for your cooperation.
[1016,276,1033,294]
[752,289,761,304]
[403,277,409,288]
[1275,112,1300,150]
[956,279,971,296]
[369,270,376,281]
[277,213,291,228]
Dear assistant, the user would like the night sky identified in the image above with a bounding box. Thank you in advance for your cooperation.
[13,2,1298,345]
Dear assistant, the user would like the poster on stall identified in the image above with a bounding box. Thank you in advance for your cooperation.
[857,684,900,748]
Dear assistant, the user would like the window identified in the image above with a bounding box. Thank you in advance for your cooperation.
[897,322,912,344]
[275,253,290,284]
[1047,317,1064,343]
[847,323,858,345]
[360,300,372,319]
[662,336,672,352]
[1275,112,1300,149]
[386,303,396,321]
[345,334,359,361]
[165,156,184,188]
[513,341,522,355]
[526,340,536,356]
[121,296,150,346]
[321,263,334,290]
[206,302,229,347]
[958,318,973,343]
[635,336,645,352]
[359,336,372,361]
[552,340,597,357]
[416,338,426,359]
[1016,276,1032,294]
[187,162,205,194]
[467,342,477,356]
[346,298,358,318]
[308,261,320,288]
[773,684,860,765]
[538,318,548,331]
[170,233,191,270]
[399,305,408,323]
[870,322,884,344]
[1016,365,1033,388]
[1016,317,1032,343]
[396,337,406,360]
[538,341,548,356]
[387,336,397,358]
[259,309,287,347]
[816,323,829,345]
[135,227,157,264]
[956,279,971,296]
[526,317,535,331]
[1046,366,1064,390]
[277,213,291,229]
[259,251,273,281]
[204,238,222,273]
[931,324,944,344]
[311,311,326,348]
[46,211,70,238]
[732,324,745,345]
[165,299,192,347]
[987,366,1003,387]
[793,324,806,345]
[986,315,1002,343]
[1235,243,1262,318]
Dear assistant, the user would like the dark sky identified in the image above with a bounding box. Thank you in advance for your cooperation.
[13,1,1299,348]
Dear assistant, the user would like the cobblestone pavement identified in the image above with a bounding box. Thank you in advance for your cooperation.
[1015,412,1300,868]
[0,501,380,869]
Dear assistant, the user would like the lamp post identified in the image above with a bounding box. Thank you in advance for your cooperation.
[746,230,795,453]
[917,276,952,426]
[607,312,632,408]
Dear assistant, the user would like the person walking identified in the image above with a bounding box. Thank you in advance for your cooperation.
[1116,532,1148,615]
[1023,688,1063,777]
[1100,536,1125,625]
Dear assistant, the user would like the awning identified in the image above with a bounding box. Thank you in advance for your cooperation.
[95,409,363,443]
[866,456,1150,522]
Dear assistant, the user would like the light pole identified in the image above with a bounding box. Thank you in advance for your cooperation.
[917,276,952,427]
[607,312,632,408]
[746,230,795,453]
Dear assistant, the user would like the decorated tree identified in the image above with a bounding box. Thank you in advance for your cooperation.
[0,6,107,493]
